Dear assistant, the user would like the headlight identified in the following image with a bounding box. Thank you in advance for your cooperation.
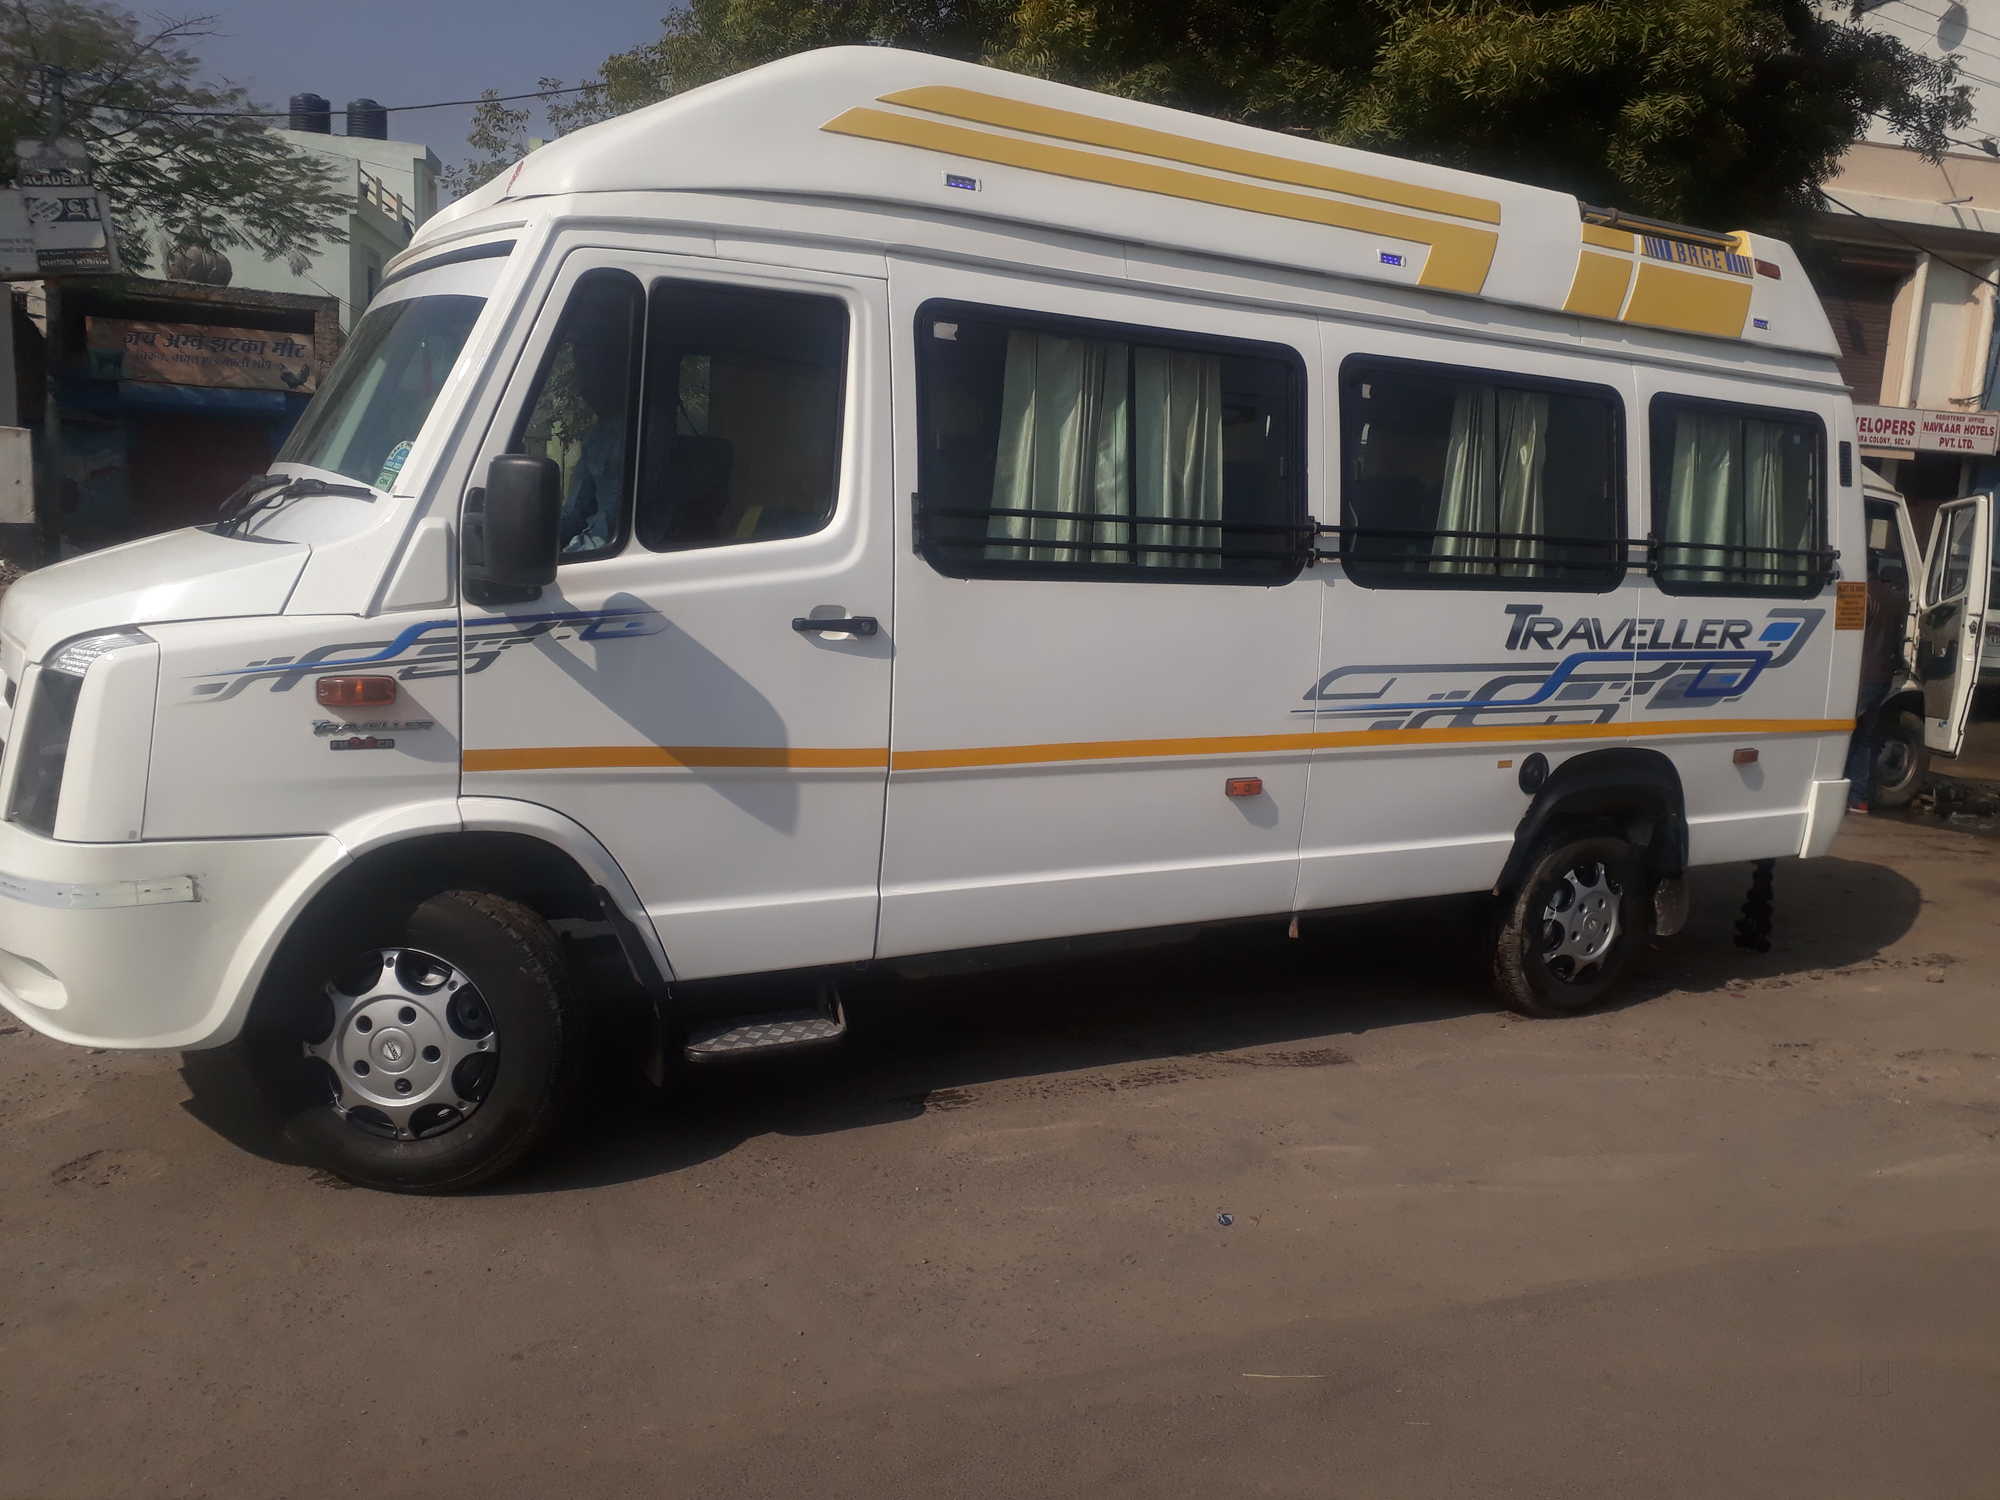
[6,629,154,837]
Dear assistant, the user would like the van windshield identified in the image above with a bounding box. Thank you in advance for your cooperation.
[278,285,487,488]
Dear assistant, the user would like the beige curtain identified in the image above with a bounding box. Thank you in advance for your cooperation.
[987,331,1224,567]
[1434,387,1550,575]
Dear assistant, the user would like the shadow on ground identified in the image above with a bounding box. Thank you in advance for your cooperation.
[177,852,1922,1195]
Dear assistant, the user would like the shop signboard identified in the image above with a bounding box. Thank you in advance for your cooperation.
[1855,404,2000,456]
[14,138,119,275]
[85,318,318,394]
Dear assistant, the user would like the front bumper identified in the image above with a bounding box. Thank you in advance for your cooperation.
[0,818,338,1050]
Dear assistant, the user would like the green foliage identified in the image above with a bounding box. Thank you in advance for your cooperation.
[438,78,614,200]
[0,2,350,273]
[550,0,1970,229]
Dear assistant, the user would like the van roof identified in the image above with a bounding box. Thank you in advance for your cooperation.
[423,46,1837,359]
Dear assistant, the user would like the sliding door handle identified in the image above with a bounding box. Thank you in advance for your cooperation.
[792,615,879,637]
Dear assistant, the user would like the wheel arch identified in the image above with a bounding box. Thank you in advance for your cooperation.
[1878,686,1924,720]
[1495,747,1688,897]
[222,799,673,1044]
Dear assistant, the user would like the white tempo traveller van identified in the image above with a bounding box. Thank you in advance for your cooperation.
[4,49,1983,1190]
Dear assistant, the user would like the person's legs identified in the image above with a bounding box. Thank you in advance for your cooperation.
[1845,681,1890,810]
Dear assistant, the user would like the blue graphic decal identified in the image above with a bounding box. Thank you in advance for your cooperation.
[188,607,667,702]
[1300,605,1824,730]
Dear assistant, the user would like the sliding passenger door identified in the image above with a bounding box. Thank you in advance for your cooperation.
[876,261,1324,957]
[1633,389,1842,862]
[1298,337,1636,908]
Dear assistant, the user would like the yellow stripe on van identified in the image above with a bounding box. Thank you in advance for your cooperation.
[820,106,1500,294]
[878,85,1504,226]
[1563,251,1635,320]
[888,717,1852,770]
[1620,262,1755,339]
[465,718,1851,776]
[1580,223,1636,251]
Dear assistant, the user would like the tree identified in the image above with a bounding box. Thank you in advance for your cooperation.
[438,79,612,202]
[1,2,349,273]
[562,0,1969,230]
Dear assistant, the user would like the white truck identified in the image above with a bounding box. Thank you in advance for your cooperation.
[3,48,1978,1191]
[1859,473,1993,807]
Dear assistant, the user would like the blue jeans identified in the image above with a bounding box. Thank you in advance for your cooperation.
[1844,680,1892,805]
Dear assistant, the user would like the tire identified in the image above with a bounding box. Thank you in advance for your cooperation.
[1492,835,1646,1018]
[255,890,580,1193]
[1871,708,1927,810]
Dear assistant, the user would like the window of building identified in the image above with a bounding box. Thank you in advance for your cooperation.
[914,302,1304,584]
[514,269,644,560]
[1650,396,1826,596]
[633,282,847,552]
[1337,358,1624,590]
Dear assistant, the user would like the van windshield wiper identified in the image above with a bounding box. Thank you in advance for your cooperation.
[215,475,377,537]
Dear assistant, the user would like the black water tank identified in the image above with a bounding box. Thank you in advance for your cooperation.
[346,97,388,140]
[288,92,331,133]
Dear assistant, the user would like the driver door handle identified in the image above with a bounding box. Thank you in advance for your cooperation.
[792,615,879,637]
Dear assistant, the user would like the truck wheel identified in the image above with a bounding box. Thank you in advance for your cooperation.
[1871,709,1927,810]
[272,891,579,1193]
[1493,835,1645,1018]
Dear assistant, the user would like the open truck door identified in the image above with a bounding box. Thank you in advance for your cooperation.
[1918,494,1994,757]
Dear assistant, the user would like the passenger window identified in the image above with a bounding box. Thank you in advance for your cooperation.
[1864,501,1908,587]
[1651,396,1827,596]
[634,282,847,551]
[514,270,643,561]
[1338,359,1623,591]
[914,302,1303,584]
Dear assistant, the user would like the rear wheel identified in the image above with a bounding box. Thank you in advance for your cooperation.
[1871,708,1927,810]
[1493,835,1645,1017]
[260,890,579,1193]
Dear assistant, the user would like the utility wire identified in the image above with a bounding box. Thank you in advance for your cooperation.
[120,82,599,122]
[1819,187,2000,292]
[1872,0,2000,60]
[1866,2,2000,70]
[1868,109,2000,156]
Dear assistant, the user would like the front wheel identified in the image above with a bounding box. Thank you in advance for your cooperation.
[1871,708,1927,810]
[264,890,579,1193]
[1492,836,1646,1017]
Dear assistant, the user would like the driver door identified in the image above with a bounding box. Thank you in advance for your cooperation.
[1917,494,1993,756]
[458,251,893,980]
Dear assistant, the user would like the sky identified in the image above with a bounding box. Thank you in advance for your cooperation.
[185,0,677,167]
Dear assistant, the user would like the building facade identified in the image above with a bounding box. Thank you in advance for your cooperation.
[214,111,440,327]
[1814,0,2000,532]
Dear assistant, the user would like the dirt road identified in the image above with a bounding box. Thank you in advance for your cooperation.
[3,815,1998,1498]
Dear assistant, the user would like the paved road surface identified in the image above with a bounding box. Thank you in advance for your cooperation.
[3,815,1998,1498]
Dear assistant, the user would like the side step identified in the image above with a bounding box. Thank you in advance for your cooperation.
[684,1002,846,1064]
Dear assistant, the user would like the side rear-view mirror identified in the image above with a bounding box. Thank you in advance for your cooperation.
[464,454,561,604]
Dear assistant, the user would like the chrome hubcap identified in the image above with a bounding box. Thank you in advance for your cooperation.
[304,948,498,1140]
[1539,861,1622,982]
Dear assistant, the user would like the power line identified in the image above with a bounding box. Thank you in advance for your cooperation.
[1873,0,2000,58]
[124,82,598,122]
[1818,187,2000,293]
[1868,109,1999,156]
[1865,2,2000,69]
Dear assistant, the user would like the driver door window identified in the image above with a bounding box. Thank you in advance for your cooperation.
[633,281,848,551]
